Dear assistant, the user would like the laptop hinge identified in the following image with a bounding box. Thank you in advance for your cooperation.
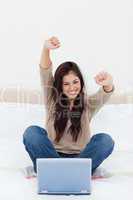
[41,190,48,193]
[80,190,88,193]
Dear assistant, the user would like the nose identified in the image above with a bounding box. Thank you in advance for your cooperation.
[69,84,75,91]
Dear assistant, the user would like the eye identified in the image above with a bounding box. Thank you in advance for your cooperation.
[63,83,69,86]
[73,80,79,84]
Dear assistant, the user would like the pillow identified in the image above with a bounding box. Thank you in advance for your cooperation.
[91,104,133,151]
[0,103,45,139]
[0,103,45,168]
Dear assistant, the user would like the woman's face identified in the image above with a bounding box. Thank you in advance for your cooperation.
[62,71,81,100]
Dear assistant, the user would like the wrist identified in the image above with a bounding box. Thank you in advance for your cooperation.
[103,84,114,93]
[43,45,50,52]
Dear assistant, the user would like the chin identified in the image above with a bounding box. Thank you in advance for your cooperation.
[68,95,78,100]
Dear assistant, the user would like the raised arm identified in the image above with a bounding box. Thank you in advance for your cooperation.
[39,37,60,105]
[88,71,114,119]
[39,36,60,69]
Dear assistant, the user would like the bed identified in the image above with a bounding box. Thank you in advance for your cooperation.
[0,89,133,200]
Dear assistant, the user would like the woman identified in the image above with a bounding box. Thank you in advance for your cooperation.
[23,36,115,178]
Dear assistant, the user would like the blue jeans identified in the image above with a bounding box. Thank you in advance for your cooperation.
[23,126,114,174]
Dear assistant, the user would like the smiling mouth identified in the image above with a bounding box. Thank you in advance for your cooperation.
[69,92,77,95]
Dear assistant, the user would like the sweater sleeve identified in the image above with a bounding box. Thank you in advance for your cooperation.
[88,86,115,120]
[39,66,54,106]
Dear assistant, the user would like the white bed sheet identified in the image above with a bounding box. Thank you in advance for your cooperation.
[0,175,132,200]
[0,151,133,200]
[0,172,133,200]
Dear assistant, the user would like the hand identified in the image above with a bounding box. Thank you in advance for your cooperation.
[94,71,113,87]
[44,36,61,50]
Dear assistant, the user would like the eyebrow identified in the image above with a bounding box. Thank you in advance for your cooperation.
[63,79,79,83]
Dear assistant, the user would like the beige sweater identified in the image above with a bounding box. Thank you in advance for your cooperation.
[40,66,114,154]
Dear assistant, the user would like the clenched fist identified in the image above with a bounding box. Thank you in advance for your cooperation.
[94,71,113,86]
[94,71,113,92]
[44,36,61,50]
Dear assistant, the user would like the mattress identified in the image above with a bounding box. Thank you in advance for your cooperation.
[0,103,133,200]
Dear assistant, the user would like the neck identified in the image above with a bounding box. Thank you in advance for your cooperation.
[69,99,74,111]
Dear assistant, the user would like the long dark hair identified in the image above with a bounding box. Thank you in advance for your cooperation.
[50,61,85,143]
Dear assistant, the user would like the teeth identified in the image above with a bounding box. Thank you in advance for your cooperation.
[69,93,76,95]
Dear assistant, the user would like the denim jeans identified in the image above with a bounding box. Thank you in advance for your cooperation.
[23,125,114,174]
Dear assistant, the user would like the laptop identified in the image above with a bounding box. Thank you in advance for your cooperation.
[37,158,92,195]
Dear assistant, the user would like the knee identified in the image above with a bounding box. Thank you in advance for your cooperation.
[93,133,115,153]
[23,125,47,146]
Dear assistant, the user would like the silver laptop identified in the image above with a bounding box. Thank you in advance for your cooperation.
[37,158,92,195]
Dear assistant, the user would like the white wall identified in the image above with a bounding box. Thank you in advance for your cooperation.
[0,0,132,93]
